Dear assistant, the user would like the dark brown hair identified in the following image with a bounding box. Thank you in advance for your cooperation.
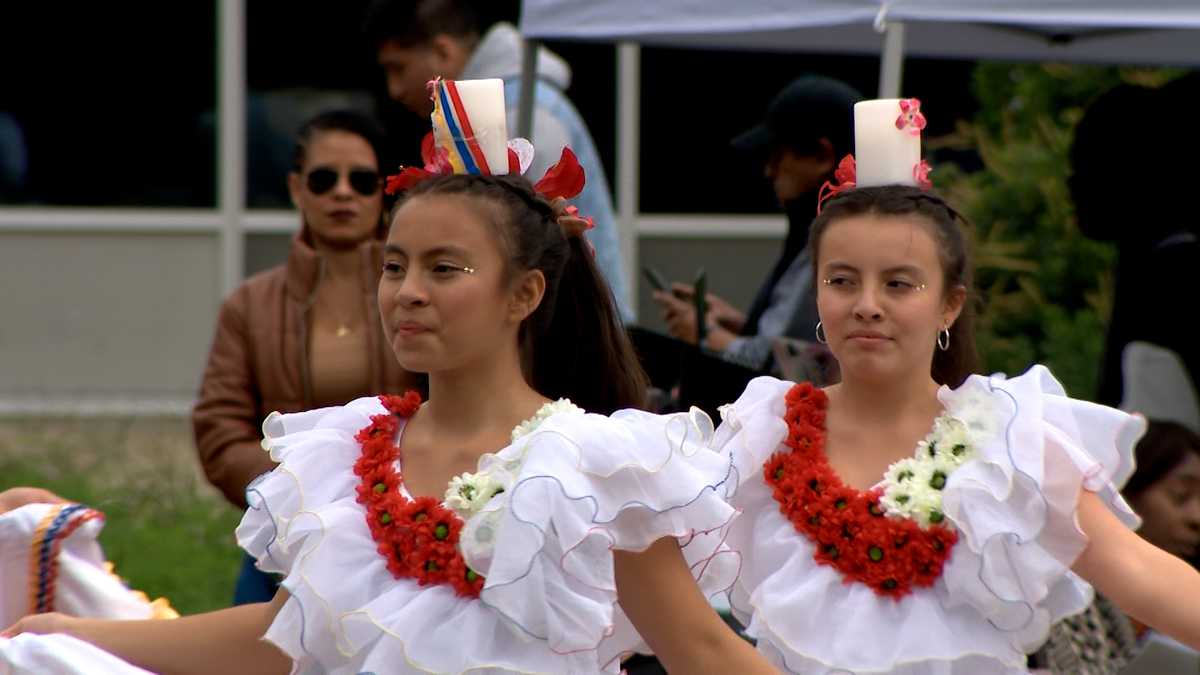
[400,173,647,414]
[808,185,979,388]
[292,109,386,173]
[363,0,517,50]
[1125,420,1200,499]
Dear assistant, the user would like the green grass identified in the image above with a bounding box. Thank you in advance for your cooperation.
[0,416,244,615]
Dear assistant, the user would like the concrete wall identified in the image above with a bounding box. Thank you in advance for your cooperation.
[0,220,780,413]
[0,229,221,413]
[245,232,292,277]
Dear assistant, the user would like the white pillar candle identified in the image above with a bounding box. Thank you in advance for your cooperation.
[435,78,511,175]
[854,99,921,187]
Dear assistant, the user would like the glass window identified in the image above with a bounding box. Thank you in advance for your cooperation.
[638,48,976,213]
[246,0,425,208]
[244,5,618,209]
[0,3,217,206]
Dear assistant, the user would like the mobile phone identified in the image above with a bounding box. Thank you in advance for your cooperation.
[693,268,708,345]
[642,266,669,292]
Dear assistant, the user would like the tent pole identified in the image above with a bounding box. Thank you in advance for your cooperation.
[218,0,246,297]
[517,39,539,140]
[879,21,906,98]
[617,43,640,320]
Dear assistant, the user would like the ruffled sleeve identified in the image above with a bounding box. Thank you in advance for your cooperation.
[939,365,1144,653]
[461,406,741,671]
[235,398,391,671]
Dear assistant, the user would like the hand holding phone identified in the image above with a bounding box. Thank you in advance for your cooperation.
[642,266,669,292]
[693,268,708,346]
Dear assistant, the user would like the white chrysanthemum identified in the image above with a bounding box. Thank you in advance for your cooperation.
[931,416,973,465]
[929,452,960,484]
[910,488,947,528]
[878,407,983,528]
[915,438,934,461]
[943,385,1001,446]
[444,471,505,520]
[510,398,585,442]
[880,457,923,518]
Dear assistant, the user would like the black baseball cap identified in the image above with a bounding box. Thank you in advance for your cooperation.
[732,75,862,159]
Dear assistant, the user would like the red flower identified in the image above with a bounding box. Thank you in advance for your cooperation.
[786,382,815,403]
[448,556,486,597]
[382,133,453,196]
[895,98,927,136]
[385,168,433,196]
[533,147,586,200]
[356,466,399,505]
[765,382,958,600]
[913,160,932,190]
[817,155,858,214]
[353,392,484,598]
[381,391,422,417]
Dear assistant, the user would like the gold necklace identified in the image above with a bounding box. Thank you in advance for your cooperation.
[315,285,359,338]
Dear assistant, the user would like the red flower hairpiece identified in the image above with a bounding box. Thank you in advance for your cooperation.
[816,156,935,213]
[913,160,932,190]
[534,148,586,200]
[385,134,588,204]
[895,98,927,137]
[817,154,857,213]
[385,133,451,195]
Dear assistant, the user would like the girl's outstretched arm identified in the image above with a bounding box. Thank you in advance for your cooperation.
[1074,490,1200,648]
[3,588,291,675]
[615,537,775,674]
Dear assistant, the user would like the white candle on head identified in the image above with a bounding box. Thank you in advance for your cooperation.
[436,78,511,175]
[854,99,920,187]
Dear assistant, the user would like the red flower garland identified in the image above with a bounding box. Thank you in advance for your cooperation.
[765,383,958,599]
[353,392,485,598]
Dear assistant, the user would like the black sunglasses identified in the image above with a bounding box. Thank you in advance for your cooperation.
[305,167,381,196]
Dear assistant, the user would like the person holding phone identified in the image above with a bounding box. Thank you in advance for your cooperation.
[651,76,861,373]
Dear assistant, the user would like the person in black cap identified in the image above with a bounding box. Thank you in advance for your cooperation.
[651,75,862,373]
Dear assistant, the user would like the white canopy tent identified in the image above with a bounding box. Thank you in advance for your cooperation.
[519,1,1200,72]
[515,0,1200,314]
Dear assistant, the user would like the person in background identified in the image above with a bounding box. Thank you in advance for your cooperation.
[192,110,422,605]
[363,0,632,320]
[0,487,64,515]
[1069,81,1200,408]
[652,75,861,374]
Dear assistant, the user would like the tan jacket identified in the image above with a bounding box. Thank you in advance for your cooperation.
[192,228,421,508]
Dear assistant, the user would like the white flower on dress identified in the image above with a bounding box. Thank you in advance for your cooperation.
[445,399,584,522]
[930,417,972,466]
[879,403,993,528]
[510,399,585,442]
[444,472,506,521]
[941,383,1002,447]
[880,457,924,519]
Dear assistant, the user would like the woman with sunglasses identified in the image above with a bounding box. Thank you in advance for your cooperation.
[192,109,423,606]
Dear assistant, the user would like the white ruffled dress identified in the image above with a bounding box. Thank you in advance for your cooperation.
[714,366,1145,674]
[236,396,739,674]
